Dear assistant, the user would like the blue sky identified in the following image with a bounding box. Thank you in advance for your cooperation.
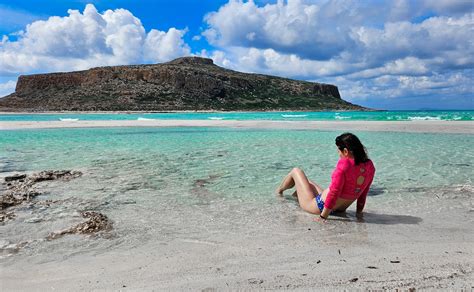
[0,0,473,110]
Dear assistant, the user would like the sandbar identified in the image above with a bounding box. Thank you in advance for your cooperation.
[1,120,473,133]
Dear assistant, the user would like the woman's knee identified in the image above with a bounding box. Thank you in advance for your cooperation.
[291,167,303,175]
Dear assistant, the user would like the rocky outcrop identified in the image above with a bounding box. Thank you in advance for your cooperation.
[1,170,82,210]
[1,170,111,242]
[47,211,112,240]
[0,56,366,111]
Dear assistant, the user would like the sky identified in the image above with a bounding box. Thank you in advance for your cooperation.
[0,0,473,110]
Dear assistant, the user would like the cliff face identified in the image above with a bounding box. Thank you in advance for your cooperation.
[0,57,365,111]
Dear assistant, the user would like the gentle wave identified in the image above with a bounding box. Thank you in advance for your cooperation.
[59,118,79,121]
[208,117,224,120]
[281,114,308,118]
[137,117,156,121]
[408,116,441,121]
[335,116,351,120]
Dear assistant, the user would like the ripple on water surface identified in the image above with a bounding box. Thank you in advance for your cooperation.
[0,127,473,262]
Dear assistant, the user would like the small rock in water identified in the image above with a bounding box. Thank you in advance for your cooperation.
[0,211,16,222]
[4,174,27,182]
[46,211,112,240]
[30,170,82,183]
[0,170,83,223]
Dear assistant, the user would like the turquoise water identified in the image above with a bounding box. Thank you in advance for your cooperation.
[1,127,473,261]
[0,110,473,121]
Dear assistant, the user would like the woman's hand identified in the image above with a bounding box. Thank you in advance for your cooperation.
[319,208,331,219]
[313,216,327,223]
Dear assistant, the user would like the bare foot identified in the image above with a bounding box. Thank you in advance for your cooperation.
[292,190,298,198]
[275,187,284,196]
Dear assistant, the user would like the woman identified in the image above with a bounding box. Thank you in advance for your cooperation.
[276,133,375,220]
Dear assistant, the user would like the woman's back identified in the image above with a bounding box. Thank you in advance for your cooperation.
[324,158,375,210]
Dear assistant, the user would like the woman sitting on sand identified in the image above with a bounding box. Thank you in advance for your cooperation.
[276,133,375,220]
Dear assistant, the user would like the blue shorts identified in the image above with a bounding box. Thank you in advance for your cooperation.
[315,194,324,212]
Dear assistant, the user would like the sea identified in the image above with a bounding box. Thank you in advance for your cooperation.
[0,111,473,263]
[0,110,473,121]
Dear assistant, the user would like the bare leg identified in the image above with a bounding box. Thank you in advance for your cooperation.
[292,180,321,198]
[277,168,320,214]
[309,180,324,195]
[276,171,295,196]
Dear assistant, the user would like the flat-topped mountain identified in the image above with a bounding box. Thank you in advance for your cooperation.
[0,57,367,111]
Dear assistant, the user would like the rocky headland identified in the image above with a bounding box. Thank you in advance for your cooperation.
[0,57,366,111]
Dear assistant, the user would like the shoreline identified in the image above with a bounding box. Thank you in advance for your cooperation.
[1,109,472,115]
[0,109,384,114]
[0,120,473,133]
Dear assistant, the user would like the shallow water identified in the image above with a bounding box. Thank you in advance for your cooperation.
[0,110,473,121]
[0,128,473,262]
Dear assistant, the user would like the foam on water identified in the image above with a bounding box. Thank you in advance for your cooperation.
[407,116,441,121]
[281,114,308,118]
[59,118,79,121]
[0,128,473,262]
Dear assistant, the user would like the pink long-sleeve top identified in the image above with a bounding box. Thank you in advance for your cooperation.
[324,158,375,211]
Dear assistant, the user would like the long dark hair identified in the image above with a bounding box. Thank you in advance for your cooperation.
[335,133,369,165]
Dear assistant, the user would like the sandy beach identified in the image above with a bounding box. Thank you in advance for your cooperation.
[0,119,473,133]
[1,183,473,290]
[1,121,473,290]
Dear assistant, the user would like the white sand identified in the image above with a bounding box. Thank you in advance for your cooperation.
[2,187,473,290]
[0,119,473,133]
[1,120,473,290]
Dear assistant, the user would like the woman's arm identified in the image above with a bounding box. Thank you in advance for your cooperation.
[320,207,331,219]
[321,160,346,218]
[356,164,375,214]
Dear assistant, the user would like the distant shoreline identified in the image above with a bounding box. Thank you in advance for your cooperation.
[0,109,383,114]
[0,120,472,133]
[1,109,472,115]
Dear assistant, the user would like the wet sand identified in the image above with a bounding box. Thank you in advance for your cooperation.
[1,185,473,290]
[0,119,473,133]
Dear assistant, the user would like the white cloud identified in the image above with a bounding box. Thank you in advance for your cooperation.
[421,0,473,15]
[334,70,474,103]
[203,0,357,60]
[144,28,190,63]
[0,80,16,98]
[202,0,473,106]
[0,4,191,75]
[353,13,474,68]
